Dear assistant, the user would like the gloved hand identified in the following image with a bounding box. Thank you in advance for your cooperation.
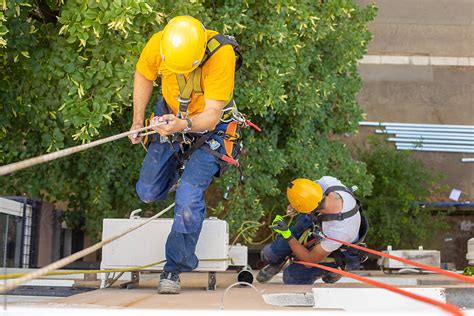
[270,215,292,239]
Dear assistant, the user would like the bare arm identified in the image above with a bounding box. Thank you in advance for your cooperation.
[154,99,225,136]
[287,239,330,263]
[129,71,154,144]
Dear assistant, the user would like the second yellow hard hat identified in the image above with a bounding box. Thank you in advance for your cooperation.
[287,178,323,213]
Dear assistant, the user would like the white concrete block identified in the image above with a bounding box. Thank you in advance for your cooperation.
[5,279,75,287]
[314,276,418,286]
[430,56,458,66]
[457,57,470,66]
[359,55,381,64]
[380,55,410,65]
[469,57,474,66]
[228,245,248,267]
[263,293,314,307]
[410,56,430,66]
[313,287,446,313]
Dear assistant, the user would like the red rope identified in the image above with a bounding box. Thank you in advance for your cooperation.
[294,261,464,316]
[322,234,474,284]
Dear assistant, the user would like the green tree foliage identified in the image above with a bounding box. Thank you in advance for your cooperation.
[1,0,376,238]
[359,137,448,249]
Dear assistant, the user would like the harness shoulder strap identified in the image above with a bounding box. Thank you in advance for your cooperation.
[176,69,202,118]
[201,34,242,70]
[325,185,354,195]
[175,34,241,118]
[317,185,361,222]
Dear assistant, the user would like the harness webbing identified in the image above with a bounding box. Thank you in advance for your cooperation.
[176,67,203,118]
[316,185,360,222]
[175,33,240,119]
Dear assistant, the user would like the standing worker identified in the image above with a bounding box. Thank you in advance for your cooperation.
[257,177,369,284]
[129,16,245,294]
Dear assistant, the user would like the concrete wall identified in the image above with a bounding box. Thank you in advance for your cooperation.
[354,0,474,197]
[357,0,474,57]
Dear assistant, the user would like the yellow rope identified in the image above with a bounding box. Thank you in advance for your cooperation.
[0,257,233,280]
[230,213,296,246]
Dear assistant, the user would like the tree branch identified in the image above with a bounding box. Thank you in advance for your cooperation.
[35,0,59,24]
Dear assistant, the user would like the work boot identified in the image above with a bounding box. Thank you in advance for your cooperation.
[322,272,342,284]
[256,261,286,283]
[158,271,181,294]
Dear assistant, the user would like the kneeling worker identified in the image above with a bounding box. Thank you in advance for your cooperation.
[257,177,368,284]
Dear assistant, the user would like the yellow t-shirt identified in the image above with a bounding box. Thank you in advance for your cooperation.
[136,30,236,117]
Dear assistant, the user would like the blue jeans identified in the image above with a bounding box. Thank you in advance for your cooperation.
[136,98,227,273]
[261,215,340,284]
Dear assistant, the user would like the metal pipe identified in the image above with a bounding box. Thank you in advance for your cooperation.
[236,265,254,284]
[394,134,474,141]
[385,127,474,136]
[360,121,474,130]
[381,126,474,133]
[461,158,474,162]
[396,146,474,153]
[388,138,474,145]
[375,129,474,138]
[396,143,473,149]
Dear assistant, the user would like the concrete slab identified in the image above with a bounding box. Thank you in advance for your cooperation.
[355,0,474,56]
[356,0,473,26]
[446,287,474,309]
[411,56,430,66]
[358,64,434,82]
[0,306,441,316]
[315,276,418,286]
[380,55,410,65]
[430,56,460,66]
[5,279,75,287]
[312,287,446,313]
[262,293,314,307]
[367,24,474,57]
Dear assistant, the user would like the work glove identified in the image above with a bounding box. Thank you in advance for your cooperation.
[270,215,292,239]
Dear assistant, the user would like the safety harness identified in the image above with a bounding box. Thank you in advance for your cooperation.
[298,185,369,277]
[175,34,242,120]
[145,33,258,182]
[315,186,361,223]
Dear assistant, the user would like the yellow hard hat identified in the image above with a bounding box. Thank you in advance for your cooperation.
[287,179,323,213]
[160,16,207,74]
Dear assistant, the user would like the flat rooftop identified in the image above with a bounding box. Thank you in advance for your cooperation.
[2,270,474,315]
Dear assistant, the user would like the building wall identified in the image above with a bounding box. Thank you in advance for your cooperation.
[355,0,474,197]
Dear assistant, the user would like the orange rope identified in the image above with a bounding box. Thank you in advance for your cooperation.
[320,234,474,284]
[294,261,464,316]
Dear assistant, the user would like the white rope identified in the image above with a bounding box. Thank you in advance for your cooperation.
[0,123,167,176]
[0,202,175,294]
[220,281,262,310]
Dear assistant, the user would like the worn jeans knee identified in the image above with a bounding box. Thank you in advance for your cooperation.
[261,243,286,265]
[172,181,206,234]
[136,182,169,203]
[135,142,179,203]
